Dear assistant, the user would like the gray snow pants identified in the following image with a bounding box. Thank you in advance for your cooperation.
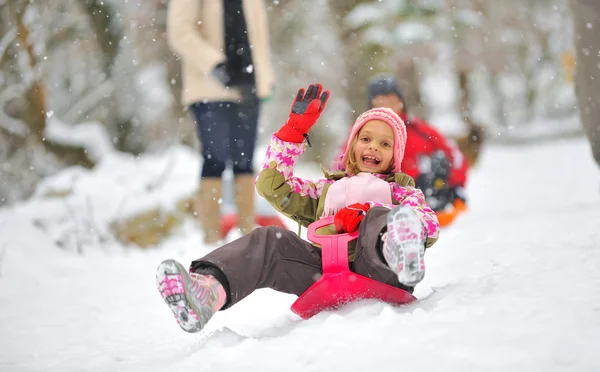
[190,207,413,309]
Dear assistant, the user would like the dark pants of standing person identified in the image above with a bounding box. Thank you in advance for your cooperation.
[191,92,260,178]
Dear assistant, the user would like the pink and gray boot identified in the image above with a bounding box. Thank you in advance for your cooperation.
[156,259,227,333]
[381,205,427,287]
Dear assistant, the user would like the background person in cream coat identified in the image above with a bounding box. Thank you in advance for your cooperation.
[167,0,277,243]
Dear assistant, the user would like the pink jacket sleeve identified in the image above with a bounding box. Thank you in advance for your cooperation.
[366,183,440,241]
[260,134,332,199]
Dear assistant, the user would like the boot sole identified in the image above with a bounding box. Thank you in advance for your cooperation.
[386,206,426,287]
[156,259,205,333]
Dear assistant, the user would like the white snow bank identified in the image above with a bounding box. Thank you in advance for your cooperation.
[0,138,599,372]
[45,117,115,161]
[23,145,199,253]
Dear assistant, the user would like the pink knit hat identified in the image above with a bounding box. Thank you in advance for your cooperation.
[340,107,407,174]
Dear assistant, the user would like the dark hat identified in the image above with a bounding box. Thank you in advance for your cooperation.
[367,74,406,110]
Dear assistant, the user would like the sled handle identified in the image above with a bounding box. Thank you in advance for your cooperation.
[307,217,358,273]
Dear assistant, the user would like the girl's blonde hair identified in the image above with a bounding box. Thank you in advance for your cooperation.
[344,136,360,176]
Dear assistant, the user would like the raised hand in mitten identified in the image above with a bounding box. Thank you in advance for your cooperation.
[275,83,330,144]
[334,203,371,234]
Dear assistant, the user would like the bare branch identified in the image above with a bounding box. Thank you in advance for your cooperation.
[62,79,114,123]
[0,84,29,136]
[146,152,176,192]
[75,0,122,73]
[61,199,84,254]
[0,26,17,64]
[14,2,40,76]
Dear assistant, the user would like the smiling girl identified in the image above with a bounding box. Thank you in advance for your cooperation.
[155,84,440,334]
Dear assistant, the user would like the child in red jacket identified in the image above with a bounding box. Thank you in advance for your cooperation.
[333,74,468,225]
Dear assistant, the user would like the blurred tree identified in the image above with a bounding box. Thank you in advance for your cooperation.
[0,0,96,204]
[262,0,350,164]
[343,0,576,141]
[77,0,121,73]
[569,0,600,168]
[74,0,138,153]
[0,0,586,206]
[329,0,388,117]
[74,0,146,154]
[342,1,439,118]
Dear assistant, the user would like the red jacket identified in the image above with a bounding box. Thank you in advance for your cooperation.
[333,114,468,189]
[401,115,467,188]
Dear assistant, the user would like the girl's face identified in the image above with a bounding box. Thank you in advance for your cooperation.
[352,120,394,174]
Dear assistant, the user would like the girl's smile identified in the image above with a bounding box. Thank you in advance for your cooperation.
[352,120,395,174]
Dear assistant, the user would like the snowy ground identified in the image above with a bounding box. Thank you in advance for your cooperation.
[1,137,599,372]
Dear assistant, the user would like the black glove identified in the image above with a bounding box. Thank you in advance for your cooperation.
[416,151,452,212]
[211,62,231,87]
[430,150,451,179]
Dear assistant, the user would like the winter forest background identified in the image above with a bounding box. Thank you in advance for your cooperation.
[2,1,600,370]
[0,0,585,206]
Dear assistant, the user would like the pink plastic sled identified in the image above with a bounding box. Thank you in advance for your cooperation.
[290,217,417,319]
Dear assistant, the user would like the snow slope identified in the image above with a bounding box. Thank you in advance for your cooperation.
[1,138,599,372]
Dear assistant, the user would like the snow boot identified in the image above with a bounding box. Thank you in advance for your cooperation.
[234,174,257,235]
[195,177,222,244]
[156,259,227,333]
[381,206,427,287]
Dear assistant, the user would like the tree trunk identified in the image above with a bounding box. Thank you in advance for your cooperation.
[264,0,350,164]
[329,0,387,117]
[569,0,600,168]
[77,0,121,73]
[76,0,142,154]
[456,71,485,166]
[13,2,95,168]
[395,55,428,119]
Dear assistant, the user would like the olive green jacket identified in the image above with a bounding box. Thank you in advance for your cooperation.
[256,135,440,248]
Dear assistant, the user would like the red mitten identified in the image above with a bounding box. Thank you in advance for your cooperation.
[275,84,330,143]
[334,203,371,233]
